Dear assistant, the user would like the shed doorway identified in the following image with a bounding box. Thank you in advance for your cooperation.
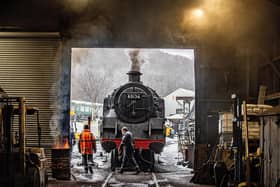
[70,48,195,182]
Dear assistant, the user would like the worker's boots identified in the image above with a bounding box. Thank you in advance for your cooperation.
[84,168,88,174]
[135,167,140,174]
[119,169,123,174]
[89,167,93,174]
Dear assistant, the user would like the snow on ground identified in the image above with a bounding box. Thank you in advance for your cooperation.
[70,127,192,183]
[156,136,191,172]
[71,137,110,182]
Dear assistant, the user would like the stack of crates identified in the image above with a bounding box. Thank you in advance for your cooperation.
[218,105,272,147]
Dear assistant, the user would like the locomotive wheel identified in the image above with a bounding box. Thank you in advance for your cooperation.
[111,149,119,171]
[139,150,155,171]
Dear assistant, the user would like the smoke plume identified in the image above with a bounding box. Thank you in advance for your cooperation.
[128,49,145,72]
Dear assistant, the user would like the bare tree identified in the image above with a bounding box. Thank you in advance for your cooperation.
[75,68,111,116]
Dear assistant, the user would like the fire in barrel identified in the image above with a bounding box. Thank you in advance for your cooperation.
[51,137,71,180]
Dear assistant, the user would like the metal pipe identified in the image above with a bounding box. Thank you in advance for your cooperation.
[243,101,251,186]
[231,94,243,183]
[0,32,60,38]
[36,111,41,148]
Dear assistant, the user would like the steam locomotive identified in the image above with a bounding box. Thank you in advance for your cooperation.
[101,70,165,171]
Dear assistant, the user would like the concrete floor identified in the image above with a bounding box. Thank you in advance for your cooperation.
[48,175,213,187]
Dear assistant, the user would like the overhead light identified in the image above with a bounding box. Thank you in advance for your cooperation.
[192,9,204,18]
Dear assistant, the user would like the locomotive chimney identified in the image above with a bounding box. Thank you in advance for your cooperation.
[127,71,142,82]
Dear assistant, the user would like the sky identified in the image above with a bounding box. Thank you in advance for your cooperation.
[160,49,194,61]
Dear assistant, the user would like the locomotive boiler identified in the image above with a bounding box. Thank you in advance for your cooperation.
[101,69,165,171]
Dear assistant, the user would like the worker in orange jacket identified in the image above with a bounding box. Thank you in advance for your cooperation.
[79,124,96,174]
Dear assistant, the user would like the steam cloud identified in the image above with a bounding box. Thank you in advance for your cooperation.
[128,49,144,72]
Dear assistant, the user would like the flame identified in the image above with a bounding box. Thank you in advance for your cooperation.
[54,137,70,149]
[63,138,70,149]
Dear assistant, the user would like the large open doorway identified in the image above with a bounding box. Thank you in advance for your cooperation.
[70,48,195,184]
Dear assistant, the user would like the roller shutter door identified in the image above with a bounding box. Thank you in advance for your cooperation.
[0,32,61,166]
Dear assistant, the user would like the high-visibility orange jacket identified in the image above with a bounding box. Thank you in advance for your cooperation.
[79,129,96,155]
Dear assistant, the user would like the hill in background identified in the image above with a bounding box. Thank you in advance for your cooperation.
[71,48,195,103]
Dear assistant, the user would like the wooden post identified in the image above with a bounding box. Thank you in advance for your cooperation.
[258,85,267,104]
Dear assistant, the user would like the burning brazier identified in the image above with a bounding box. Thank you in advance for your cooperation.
[51,137,71,180]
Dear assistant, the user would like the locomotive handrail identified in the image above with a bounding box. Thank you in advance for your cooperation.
[114,121,118,137]
[148,120,151,137]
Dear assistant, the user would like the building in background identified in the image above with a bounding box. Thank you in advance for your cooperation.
[70,100,103,138]
[71,100,103,122]
[164,88,195,117]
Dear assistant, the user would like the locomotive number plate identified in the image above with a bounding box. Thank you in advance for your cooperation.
[127,93,141,99]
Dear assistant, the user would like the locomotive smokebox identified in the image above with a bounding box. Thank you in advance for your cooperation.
[127,71,142,82]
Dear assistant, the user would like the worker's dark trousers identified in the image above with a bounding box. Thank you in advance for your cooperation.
[82,154,93,172]
[120,146,139,169]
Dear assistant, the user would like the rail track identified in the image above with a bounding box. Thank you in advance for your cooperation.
[102,171,160,187]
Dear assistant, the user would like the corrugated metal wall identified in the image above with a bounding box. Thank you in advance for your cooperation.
[0,32,61,168]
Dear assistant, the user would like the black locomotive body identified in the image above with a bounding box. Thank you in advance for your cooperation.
[101,70,165,170]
